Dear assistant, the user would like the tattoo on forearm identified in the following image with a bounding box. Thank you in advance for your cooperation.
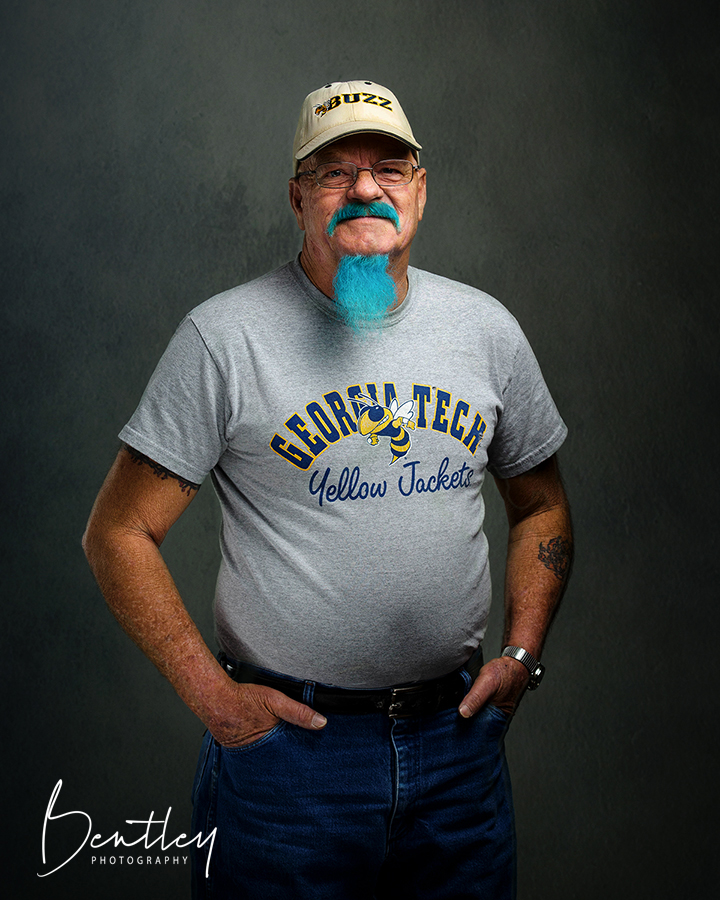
[125,445,200,495]
[538,536,571,581]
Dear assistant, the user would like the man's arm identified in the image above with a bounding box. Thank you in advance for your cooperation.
[82,446,326,745]
[459,453,573,717]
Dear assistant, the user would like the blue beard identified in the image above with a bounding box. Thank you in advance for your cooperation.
[332,254,397,336]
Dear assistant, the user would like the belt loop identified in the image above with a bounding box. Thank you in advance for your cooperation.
[302,680,315,706]
[462,646,484,687]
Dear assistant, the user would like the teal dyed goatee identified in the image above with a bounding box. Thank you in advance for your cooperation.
[332,255,397,336]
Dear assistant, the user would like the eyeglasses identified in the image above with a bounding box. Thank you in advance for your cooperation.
[296,159,420,189]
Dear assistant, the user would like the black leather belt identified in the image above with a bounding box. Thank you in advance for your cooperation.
[218,649,483,719]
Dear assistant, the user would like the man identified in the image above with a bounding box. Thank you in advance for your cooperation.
[83,80,572,899]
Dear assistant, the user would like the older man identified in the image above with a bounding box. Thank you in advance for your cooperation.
[84,80,572,899]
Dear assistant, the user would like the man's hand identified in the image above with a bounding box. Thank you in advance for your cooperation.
[458,656,529,719]
[207,680,327,748]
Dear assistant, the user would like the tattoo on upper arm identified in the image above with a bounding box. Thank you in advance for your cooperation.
[125,445,200,496]
[538,536,571,581]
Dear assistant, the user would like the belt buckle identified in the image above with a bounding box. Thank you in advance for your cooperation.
[387,683,438,719]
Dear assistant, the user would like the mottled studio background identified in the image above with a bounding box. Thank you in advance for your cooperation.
[3,1,718,897]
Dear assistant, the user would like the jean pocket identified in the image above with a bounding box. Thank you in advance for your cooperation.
[218,720,290,754]
[482,705,514,737]
[485,704,513,722]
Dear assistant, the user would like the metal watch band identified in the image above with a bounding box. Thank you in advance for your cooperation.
[501,646,545,690]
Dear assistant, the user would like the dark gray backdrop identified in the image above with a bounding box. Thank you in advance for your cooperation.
[3,1,718,897]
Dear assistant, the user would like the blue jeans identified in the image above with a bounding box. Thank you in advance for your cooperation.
[191,662,516,899]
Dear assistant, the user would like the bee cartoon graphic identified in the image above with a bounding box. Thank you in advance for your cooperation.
[354,393,416,465]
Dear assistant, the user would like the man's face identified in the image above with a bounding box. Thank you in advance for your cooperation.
[289,134,427,278]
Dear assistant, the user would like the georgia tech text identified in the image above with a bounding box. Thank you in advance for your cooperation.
[271,382,487,471]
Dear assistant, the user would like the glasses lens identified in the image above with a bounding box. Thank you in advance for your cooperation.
[372,160,414,185]
[315,163,357,188]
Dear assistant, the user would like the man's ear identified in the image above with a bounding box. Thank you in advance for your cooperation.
[416,168,427,222]
[289,179,306,231]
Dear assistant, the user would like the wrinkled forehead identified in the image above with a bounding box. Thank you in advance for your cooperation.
[309,134,418,166]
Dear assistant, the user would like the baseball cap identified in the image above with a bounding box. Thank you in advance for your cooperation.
[293,80,422,173]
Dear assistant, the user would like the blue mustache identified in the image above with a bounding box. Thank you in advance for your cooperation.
[327,202,401,236]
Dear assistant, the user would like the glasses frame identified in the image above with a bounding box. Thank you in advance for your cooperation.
[296,159,421,189]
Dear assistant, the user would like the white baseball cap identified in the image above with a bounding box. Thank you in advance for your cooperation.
[293,80,422,173]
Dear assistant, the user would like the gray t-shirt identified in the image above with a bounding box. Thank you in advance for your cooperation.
[120,259,566,688]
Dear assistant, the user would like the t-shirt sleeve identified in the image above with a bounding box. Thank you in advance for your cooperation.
[486,330,567,479]
[119,316,228,484]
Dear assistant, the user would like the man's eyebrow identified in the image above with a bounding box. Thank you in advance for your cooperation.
[123,444,200,495]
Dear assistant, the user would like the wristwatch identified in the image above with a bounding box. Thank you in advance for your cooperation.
[501,646,545,690]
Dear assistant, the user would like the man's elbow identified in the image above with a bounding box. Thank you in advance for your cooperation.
[82,510,110,572]
[82,507,131,572]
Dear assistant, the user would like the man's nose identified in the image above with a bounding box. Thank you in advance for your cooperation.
[346,168,384,202]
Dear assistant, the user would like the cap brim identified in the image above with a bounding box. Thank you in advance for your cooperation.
[295,121,422,163]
